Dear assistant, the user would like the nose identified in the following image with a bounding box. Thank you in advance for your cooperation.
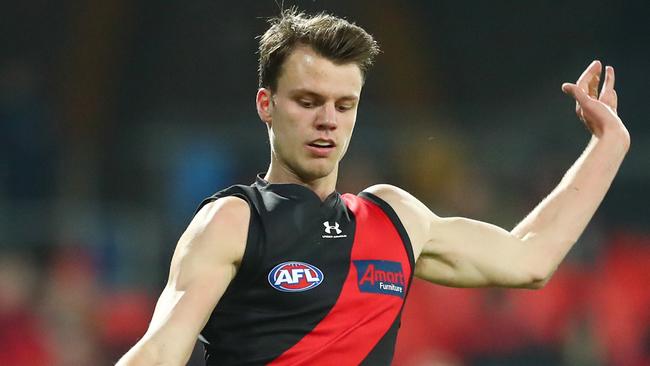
[315,102,337,131]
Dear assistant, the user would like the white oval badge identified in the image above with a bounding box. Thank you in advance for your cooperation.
[268,261,324,292]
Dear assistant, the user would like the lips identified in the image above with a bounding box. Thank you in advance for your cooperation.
[306,138,336,157]
[307,138,336,148]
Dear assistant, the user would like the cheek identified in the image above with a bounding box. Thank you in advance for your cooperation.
[342,114,356,138]
[279,108,313,137]
[271,112,303,151]
[338,117,357,155]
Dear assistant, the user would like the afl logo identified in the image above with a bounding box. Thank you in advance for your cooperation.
[268,261,324,292]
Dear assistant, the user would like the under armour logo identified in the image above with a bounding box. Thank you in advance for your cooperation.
[323,221,342,235]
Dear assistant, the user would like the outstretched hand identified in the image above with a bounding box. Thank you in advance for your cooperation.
[561,61,629,143]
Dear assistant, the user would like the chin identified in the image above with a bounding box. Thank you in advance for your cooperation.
[297,161,336,182]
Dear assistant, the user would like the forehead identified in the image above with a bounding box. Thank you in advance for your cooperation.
[276,45,363,98]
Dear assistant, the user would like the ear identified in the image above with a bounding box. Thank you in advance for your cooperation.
[256,88,273,126]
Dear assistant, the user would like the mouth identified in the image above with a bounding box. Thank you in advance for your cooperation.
[306,139,336,157]
[307,139,336,148]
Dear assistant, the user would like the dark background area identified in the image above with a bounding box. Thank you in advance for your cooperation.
[1,1,648,365]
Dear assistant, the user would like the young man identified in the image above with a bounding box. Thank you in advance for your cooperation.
[118,10,630,366]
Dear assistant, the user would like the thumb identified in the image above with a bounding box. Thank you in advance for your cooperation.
[562,82,591,105]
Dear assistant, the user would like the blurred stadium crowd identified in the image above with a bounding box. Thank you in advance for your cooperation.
[1,1,648,365]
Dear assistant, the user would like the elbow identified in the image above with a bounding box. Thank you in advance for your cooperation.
[522,256,558,290]
[520,236,575,290]
[525,257,563,289]
[117,338,166,366]
[525,275,551,289]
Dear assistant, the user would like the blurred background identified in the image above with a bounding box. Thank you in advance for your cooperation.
[1,0,649,365]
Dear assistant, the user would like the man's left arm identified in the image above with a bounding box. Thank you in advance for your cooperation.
[509,61,629,283]
[367,61,629,289]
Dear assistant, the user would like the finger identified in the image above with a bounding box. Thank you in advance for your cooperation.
[600,89,618,112]
[576,60,602,98]
[598,66,618,111]
[562,82,592,106]
[588,68,600,98]
[599,66,616,97]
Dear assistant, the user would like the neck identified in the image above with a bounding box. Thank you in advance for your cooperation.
[264,162,338,201]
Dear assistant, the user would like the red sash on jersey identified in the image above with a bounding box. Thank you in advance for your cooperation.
[269,194,412,365]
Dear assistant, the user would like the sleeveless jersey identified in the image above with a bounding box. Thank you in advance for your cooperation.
[196,176,415,365]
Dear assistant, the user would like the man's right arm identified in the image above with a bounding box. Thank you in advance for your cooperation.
[116,196,250,366]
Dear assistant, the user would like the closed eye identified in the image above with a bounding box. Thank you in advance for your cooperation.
[298,99,317,108]
[336,104,354,112]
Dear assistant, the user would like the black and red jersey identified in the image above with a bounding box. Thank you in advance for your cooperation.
[196,175,415,365]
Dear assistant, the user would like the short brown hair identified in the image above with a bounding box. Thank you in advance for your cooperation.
[257,9,380,90]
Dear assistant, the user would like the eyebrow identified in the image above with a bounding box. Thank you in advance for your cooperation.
[288,88,359,102]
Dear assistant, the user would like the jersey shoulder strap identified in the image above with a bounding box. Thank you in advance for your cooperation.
[195,184,260,215]
[356,191,416,270]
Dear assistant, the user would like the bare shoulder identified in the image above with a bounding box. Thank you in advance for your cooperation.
[363,184,408,203]
[362,184,436,258]
[172,196,250,283]
[191,196,250,237]
[363,184,434,218]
